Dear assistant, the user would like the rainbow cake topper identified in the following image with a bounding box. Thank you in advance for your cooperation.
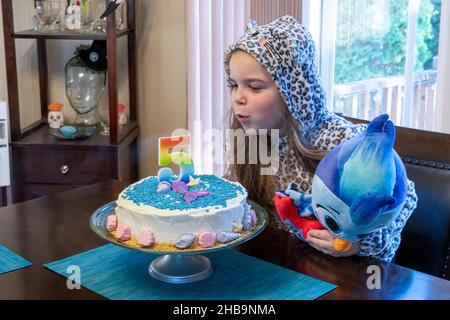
[158,135,194,183]
[156,135,213,204]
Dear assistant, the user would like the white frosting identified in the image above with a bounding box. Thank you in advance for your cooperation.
[114,178,248,243]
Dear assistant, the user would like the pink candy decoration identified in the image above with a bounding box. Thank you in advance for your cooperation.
[198,230,216,248]
[137,228,155,247]
[106,215,117,231]
[116,225,131,241]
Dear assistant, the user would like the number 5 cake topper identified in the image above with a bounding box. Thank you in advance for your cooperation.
[158,135,194,183]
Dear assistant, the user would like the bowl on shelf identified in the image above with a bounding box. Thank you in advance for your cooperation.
[59,125,77,137]
[49,125,96,140]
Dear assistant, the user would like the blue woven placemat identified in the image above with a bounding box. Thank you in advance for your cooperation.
[44,244,336,300]
[0,245,32,275]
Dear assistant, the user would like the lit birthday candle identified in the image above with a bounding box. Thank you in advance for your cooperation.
[158,135,194,183]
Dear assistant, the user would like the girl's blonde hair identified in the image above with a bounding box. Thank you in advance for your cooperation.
[226,101,326,210]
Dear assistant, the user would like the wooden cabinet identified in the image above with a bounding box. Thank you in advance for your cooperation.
[1,0,138,203]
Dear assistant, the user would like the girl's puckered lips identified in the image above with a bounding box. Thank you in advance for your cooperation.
[236,114,250,122]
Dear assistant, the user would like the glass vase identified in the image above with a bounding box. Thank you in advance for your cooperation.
[33,0,61,32]
[80,0,125,32]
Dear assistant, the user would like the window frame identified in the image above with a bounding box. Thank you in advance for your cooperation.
[302,0,450,134]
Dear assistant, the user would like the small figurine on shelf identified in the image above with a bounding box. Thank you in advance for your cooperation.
[48,102,64,129]
[65,0,81,31]
[118,103,128,128]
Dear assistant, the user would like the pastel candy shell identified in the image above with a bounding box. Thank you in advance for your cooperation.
[137,228,155,247]
[175,233,196,249]
[242,210,252,231]
[250,209,257,226]
[157,181,171,194]
[116,225,131,241]
[106,215,117,231]
[216,232,241,244]
[198,231,216,248]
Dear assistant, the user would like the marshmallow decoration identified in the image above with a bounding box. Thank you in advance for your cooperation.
[198,231,216,248]
[137,228,155,247]
[116,225,131,241]
[106,215,118,232]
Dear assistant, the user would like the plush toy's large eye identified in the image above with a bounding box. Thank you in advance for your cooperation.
[324,215,341,234]
[315,205,342,235]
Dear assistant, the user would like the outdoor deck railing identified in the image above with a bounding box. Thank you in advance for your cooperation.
[333,70,437,130]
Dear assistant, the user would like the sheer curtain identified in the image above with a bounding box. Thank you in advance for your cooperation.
[186,0,302,176]
[186,0,250,176]
[251,0,301,24]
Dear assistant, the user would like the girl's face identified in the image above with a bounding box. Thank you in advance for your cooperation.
[228,51,286,133]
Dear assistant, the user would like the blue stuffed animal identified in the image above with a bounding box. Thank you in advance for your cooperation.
[274,114,408,251]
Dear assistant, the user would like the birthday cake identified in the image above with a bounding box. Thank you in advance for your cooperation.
[106,135,257,250]
[107,174,256,250]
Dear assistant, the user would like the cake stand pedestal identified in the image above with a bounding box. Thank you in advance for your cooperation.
[90,201,268,284]
[149,254,212,283]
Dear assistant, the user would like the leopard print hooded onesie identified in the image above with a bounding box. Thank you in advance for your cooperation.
[224,16,417,262]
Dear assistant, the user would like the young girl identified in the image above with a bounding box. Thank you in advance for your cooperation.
[223,16,418,262]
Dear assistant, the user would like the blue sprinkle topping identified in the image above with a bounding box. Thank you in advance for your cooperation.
[122,174,245,210]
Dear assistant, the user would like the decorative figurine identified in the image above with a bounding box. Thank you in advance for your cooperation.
[48,102,64,129]
[65,0,81,30]
[118,103,128,128]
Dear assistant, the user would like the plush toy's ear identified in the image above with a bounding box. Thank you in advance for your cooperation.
[350,192,396,226]
[340,114,396,205]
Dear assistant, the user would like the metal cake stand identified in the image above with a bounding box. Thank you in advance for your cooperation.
[90,200,268,284]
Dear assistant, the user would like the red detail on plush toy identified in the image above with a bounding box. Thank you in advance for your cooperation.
[274,194,324,239]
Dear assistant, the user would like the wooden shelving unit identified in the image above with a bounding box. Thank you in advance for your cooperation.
[1,0,139,203]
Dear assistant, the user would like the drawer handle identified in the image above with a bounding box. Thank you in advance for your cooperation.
[60,165,69,175]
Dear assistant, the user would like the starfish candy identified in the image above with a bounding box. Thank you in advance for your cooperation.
[187,175,200,187]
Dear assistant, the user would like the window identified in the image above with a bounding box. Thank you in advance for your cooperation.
[303,0,449,133]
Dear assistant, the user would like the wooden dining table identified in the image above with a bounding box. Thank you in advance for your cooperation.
[0,180,449,300]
